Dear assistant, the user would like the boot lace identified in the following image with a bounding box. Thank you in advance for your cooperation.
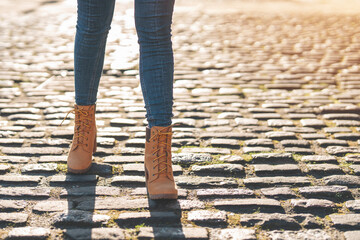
[59,108,93,148]
[150,126,174,178]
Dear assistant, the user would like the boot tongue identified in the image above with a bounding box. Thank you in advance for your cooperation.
[156,126,171,177]
[74,105,81,146]
[74,105,89,147]
[158,132,168,176]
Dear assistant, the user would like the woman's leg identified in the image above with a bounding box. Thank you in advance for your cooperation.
[75,0,116,105]
[67,0,115,174]
[135,0,178,200]
[134,0,175,128]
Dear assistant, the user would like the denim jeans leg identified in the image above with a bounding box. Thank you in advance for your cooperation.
[134,0,175,128]
[74,0,116,106]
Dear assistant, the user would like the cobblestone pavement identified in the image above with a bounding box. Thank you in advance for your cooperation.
[1,0,360,239]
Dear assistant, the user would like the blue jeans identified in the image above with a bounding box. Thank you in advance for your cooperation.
[75,0,175,128]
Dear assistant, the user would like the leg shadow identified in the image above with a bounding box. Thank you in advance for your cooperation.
[60,172,97,240]
[146,195,185,239]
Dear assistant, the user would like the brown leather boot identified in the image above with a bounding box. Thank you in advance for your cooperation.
[63,104,97,174]
[144,125,178,199]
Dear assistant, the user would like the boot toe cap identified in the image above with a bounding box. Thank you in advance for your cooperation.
[148,181,178,196]
[67,149,92,174]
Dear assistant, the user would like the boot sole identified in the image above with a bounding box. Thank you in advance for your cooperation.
[68,163,92,174]
[148,193,178,199]
[146,181,178,199]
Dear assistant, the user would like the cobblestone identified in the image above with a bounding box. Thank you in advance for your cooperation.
[111,175,145,186]
[187,210,227,225]
[130,187,187,198]
[191,164,245,177]
[176,176,239,188]
[0,187,51,198]
[0,212,28,225]
[301,155,337,164]
[209,228,256,240]
[316,139,349,147]
[344,231,360,240]
[116,211,180,225]
[0,200,28,211]
[33,200,73,213]
[326,146,360,156]
[280,140,310,147]
[244,176,311,188]
[323,175,360,187]
[7,227,51,239]
[239,213,300,230]
[253,164,301,176]
[60,186,121,197]
[298,185,351,200]
[350,165,360,175]
[290,199,336,214]
[196,188,254,199]
[1,147,63,156]
[306,163,343,176]
[0,175,42,185]
[1,0,360,238]
[50,175,98,185]
[334,133,360,141]
[345,200,360,212]
[52,210,110,226]
[260,187,297,199]
[251,153,294,163]
[300,119,326,128]
[267,230,331,240]
[344,155,360,164]
[77,197,149,211]
[122,163,182,175]
[245,138,274,147]
[21,163,58,173]
[0,156,28,164]
[64,228,125,240]
[213,198,283,213]
[329,214,360,230]
[138,227,208,239]
[265,131,297,140]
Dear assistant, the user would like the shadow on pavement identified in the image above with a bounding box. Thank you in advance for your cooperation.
[62,172,96,240]
[147,198,185,240]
